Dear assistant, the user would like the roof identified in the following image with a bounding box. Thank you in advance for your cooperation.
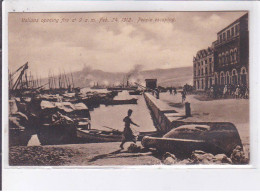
[194,46,214,60]
[217,13,248,35]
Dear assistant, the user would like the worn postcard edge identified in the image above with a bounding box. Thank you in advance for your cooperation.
[2,1,259,171]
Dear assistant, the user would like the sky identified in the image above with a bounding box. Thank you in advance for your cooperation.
[9,11,247,78]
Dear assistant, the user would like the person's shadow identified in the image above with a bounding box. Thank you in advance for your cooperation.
[88,149,124,162]
[88,147,152,162]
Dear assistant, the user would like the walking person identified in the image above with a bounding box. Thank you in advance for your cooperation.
[235,85,240,99]
[223,85,228,98]
[181,91,186,103]
[174,88,177,95]
[120,109,140,149]
[169,87,173,95]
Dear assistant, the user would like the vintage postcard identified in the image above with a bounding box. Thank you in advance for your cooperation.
[7,11,250,167]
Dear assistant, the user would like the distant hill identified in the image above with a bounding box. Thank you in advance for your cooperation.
[140,66,193,87]
[41,66,193,89]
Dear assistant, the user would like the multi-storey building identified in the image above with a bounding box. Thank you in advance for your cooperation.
[214,13,249,88]
[193,46,214,90]
[193,13,249,90]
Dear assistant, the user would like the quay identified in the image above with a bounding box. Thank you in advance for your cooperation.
[10,90,249,166]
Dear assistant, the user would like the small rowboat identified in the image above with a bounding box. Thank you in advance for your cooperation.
[128,90,142,95]
[76,128,122,143]
[76,128,160,143]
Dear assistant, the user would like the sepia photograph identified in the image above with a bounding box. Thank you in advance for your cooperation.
[8,11,249,166]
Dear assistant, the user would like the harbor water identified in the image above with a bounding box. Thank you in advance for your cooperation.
[27,89,157,146]
[90,90,157,134]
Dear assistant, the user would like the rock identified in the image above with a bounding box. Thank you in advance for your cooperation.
[177,159,192,165]
[214,154,232,164]
[127,143,141,153]
[191,150,215,164]
[164,157,177,165]
[162,152,177,165]
[230,145,249,164]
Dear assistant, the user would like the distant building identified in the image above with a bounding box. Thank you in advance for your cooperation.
[193,46,215,90]
[214,13,249,87]
[145,79,157,90]
[193,13,249,90]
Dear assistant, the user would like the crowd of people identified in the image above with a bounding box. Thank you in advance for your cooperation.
[208,84,249,99]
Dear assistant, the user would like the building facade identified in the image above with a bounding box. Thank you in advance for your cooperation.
[193,47,215,90]
[214,13,249,88]
[193,13,249,91]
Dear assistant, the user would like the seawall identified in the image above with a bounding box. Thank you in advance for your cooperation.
[144,92,186,133]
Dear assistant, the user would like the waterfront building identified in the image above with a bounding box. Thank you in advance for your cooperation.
[214,13,249,88]
[193,46,215,91]
[193,13,249,91]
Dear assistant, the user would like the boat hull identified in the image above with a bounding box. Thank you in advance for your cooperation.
[104,98,138,106]
[142,136,225,159]
[76,129,122,143]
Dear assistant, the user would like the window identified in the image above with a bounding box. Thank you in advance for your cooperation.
[235,25,239,34]
[205,60,207,64]
[209,58,212,62]
[230,51,234,62]
[198,69,200,76]
[231,27,234,36]
[194,71,196,76]
[209,64,212,73]
[205,67,208,75]
[223,32,226,40]
[226,54,229,64]
[227,30,230,38]
[234,50,237,61]
[220,34,222,41]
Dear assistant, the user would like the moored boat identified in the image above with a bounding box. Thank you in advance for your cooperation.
[76,128,122,143]
[104,98,138,106]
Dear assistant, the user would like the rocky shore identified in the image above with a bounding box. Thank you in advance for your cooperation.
[9,141,248,166]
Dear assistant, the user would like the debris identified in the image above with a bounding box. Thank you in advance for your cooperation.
[162,152,177,165]
[177,159,192,165]
[191,150,215,164]
[230,145,249,164]
[214,154,232,164]
[127,143,141,153]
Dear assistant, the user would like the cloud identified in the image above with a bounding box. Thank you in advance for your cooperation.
[8,12,247,78]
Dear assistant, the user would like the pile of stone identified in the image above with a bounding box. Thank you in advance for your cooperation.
[162,145,249,165]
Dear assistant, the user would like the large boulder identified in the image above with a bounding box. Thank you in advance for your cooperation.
[163,122,243,157]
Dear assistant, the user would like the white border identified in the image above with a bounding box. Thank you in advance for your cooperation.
[2,0,260,190]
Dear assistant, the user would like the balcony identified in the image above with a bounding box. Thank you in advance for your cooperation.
[215,35,239,47]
